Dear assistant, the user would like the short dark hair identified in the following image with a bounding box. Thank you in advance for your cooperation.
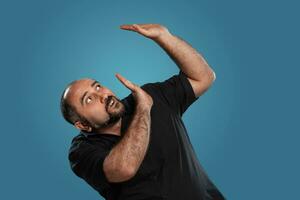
[60,81,89,126]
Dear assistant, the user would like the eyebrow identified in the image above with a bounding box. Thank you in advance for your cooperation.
[80,80,99,106]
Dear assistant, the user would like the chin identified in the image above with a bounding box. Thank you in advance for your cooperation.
[109,100,125,116]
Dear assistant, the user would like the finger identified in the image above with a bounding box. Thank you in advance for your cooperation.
[137,24,153,28]
[115,73,137,91]
[116,73,136,91]
[132,24,148,35]
[119,24,138,32]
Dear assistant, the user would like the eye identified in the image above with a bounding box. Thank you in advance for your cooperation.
[86,97,92,104]
[96,85,101,91]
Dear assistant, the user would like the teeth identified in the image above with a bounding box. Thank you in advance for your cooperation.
[109,99,114,107]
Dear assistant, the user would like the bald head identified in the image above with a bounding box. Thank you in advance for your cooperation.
[60,78,126,132]
[60,79,90,125]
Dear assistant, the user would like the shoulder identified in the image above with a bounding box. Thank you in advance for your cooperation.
[67,132,116,195]
[138,71,199,116]
[139,70,188,91]
[68,132,116,156]
[68,133,86,153]
[68,133,89,163]
[139,83,162,103]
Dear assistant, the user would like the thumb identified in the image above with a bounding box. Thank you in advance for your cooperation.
[115,73,137,91]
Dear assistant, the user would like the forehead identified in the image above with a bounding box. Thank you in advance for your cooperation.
[64,78,95,104]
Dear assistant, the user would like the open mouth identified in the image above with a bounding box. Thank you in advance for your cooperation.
[107,97,116,108]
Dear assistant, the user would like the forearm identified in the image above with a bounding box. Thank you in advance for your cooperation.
[154,32,215,81]
[104,106,151,179]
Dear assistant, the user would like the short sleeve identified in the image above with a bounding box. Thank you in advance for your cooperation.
[68,140,112,197]
[150,70,199,116]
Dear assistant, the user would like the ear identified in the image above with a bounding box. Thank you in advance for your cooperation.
[74,121,92,132]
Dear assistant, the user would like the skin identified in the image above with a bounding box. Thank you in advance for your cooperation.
[120,23,216,98]
[64,78,126,135]
[64,23,216,182]
[64,74,154,182]
[64,23,216,137]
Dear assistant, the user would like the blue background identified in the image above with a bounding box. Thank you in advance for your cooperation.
[1,0,299,199]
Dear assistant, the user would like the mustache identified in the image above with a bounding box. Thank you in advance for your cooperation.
[106,95,119,110]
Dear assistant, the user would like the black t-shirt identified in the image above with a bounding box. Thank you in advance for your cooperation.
[68,70,226,200]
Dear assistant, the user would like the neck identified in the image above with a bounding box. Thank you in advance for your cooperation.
[94,117,123,136]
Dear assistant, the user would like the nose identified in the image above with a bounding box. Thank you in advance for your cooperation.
[99,93,109,105]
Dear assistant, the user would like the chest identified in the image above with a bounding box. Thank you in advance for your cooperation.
[131,96,187,178]
[150,98,182,155]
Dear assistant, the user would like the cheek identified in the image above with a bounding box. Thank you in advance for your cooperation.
[86,104,108,121]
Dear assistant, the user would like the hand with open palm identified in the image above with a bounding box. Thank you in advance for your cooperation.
[119,23,171,40]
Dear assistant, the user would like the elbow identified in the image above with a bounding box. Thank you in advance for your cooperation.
[119,165,137,180]
[104,163,136,183]
[191,67,216,98]
[205,68,216,85]
[211,70,216,82]
[198,66,216,84]
[203,69,216,91]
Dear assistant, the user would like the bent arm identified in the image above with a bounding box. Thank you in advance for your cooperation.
[119,23,216,98]
[154,32,216,98]
[103,106,151,182]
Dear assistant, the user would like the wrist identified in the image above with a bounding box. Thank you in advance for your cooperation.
[135,104,152,114]
[153,30,173,43]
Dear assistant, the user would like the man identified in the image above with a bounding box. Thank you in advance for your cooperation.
[60,23,226,200]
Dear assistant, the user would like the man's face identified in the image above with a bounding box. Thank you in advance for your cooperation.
[65,78,126,130]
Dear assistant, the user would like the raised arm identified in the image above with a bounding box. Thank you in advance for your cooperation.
[103,73,153,183]
[120,23,216,98]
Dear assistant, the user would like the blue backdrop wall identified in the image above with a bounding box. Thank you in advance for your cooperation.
[1,0,299,199]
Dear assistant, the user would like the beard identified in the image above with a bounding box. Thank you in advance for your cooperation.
[91,95,126,130]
